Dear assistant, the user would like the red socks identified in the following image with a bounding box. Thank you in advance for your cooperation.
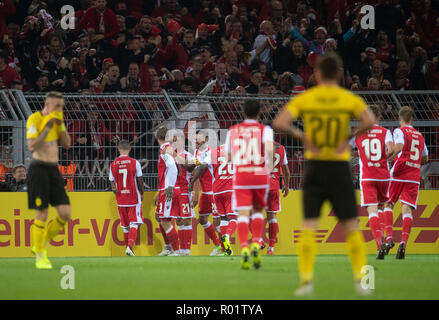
[124,232,129,246]
[383,208,394,241]
[202,222,220,246]
[368,214,383,249]
[401,215,413,244]
[177,225,193,251]
[378,209,385,234]
[268,218,279,247]
[237,216,250,248]
[159,224,170,245]
[165,225,179,251]
[250,213,264,244]
[226,217,237,237]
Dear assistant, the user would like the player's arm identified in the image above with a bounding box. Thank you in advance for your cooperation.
[387,128,403,161]
[27,118,59,152]
[188,164,207,192]
[273,105,320,153]
[337,108,376,154]
[163,152,178,201]
[59,122,71,150]
[282,164,290,197]
[384,129,395,159]
[264,126,275,171]
[136,160,144,201]
[110,181,117,195]
[421,144,429,165]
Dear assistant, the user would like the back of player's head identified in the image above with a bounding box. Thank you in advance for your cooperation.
[315,52,342,81]
[118,139,131,151]
[243,99,261,119]
[399,106,414,123]
[369,104,382,120]
[45,91,64,100]
[155,126,168,141]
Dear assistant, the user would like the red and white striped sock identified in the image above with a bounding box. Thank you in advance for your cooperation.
[202,221,220,246]
[401,214,413,244]
[165,225,179,251]
[377,209,385,234]
[226,217,237,237]
[185,225,192,250]
[178,225,187,250]
[251,213,265,244]
[368,213,383,249]
[220,220,229,236]
[237,215,250,248]
[268,218,279,248]
[383,208,394,241]
[159,224,170,245]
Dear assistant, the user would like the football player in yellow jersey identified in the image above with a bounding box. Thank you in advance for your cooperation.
[273,53,376,296]
[26,91,72,269]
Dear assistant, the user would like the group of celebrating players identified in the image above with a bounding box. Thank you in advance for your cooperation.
[28,53,429,296]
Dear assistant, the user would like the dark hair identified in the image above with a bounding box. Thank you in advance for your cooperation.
[316,52,342,80]
[155,126,168,141]
[399,106,414,123]
[118,139,131,151]
[0,50,8,62]
[369,104,381,120]
[243,99,261,119]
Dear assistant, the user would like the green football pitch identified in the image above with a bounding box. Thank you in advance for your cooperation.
[1,255,438,300]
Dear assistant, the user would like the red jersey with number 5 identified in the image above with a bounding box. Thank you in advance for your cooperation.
[391,126,428,184]
[211,145,234,194]
[109,155,143,206]
[226,119,273,187]
[351,125,393,181]
[270,142,288,190]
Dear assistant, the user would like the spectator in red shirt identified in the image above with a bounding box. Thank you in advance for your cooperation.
[0,50,21,88]
[426,55,439,90]
[375,30,395,65]
[80,0,120,44]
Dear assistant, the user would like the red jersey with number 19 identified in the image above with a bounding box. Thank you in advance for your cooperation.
[351,125,393,181]
[109,155,143,206]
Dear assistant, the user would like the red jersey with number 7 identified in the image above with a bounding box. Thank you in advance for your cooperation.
[109,155,143,206]
[391,126,428,184]
[225,119,273,187]
[350,125,393,181]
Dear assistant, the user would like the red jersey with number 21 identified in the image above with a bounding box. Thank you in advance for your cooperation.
[109,155,143,206]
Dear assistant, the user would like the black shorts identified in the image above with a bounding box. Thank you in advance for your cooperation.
[303,160,357,221]
[27,160,70,210]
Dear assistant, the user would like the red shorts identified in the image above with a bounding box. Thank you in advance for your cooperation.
[198,193,214,216]
[180,193,195,219]
[158,188,181,219]
[266,189,281,213]
[232,187,269,211]
[388,180,419,208]
[360,180,390,206]
[118,204,143,227]
[213,191,233,216]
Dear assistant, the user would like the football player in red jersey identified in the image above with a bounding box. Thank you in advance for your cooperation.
[172,132,196,256]
[109,140,144,256]
[154,126,180,256]
[384,106,429,259]
[349,105,394,259]
[225,99,274,269]
[190,132,222,256]
[266,141,290,255]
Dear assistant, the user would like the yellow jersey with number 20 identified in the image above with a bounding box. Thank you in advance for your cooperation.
[285,85,367,162]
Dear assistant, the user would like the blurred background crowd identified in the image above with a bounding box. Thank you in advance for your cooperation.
[0,0,438,95]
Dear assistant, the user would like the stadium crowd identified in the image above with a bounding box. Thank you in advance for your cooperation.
[0,0,439,94]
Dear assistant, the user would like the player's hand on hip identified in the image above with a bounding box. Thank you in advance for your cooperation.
[188,182,193,193]
[304,137,320,154]
[165,187,174,201]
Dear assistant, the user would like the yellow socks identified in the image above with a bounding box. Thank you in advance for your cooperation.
[297,229,317,284]
[346,231,367,281]
[45,217,67,242]
[33,220,46,254]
